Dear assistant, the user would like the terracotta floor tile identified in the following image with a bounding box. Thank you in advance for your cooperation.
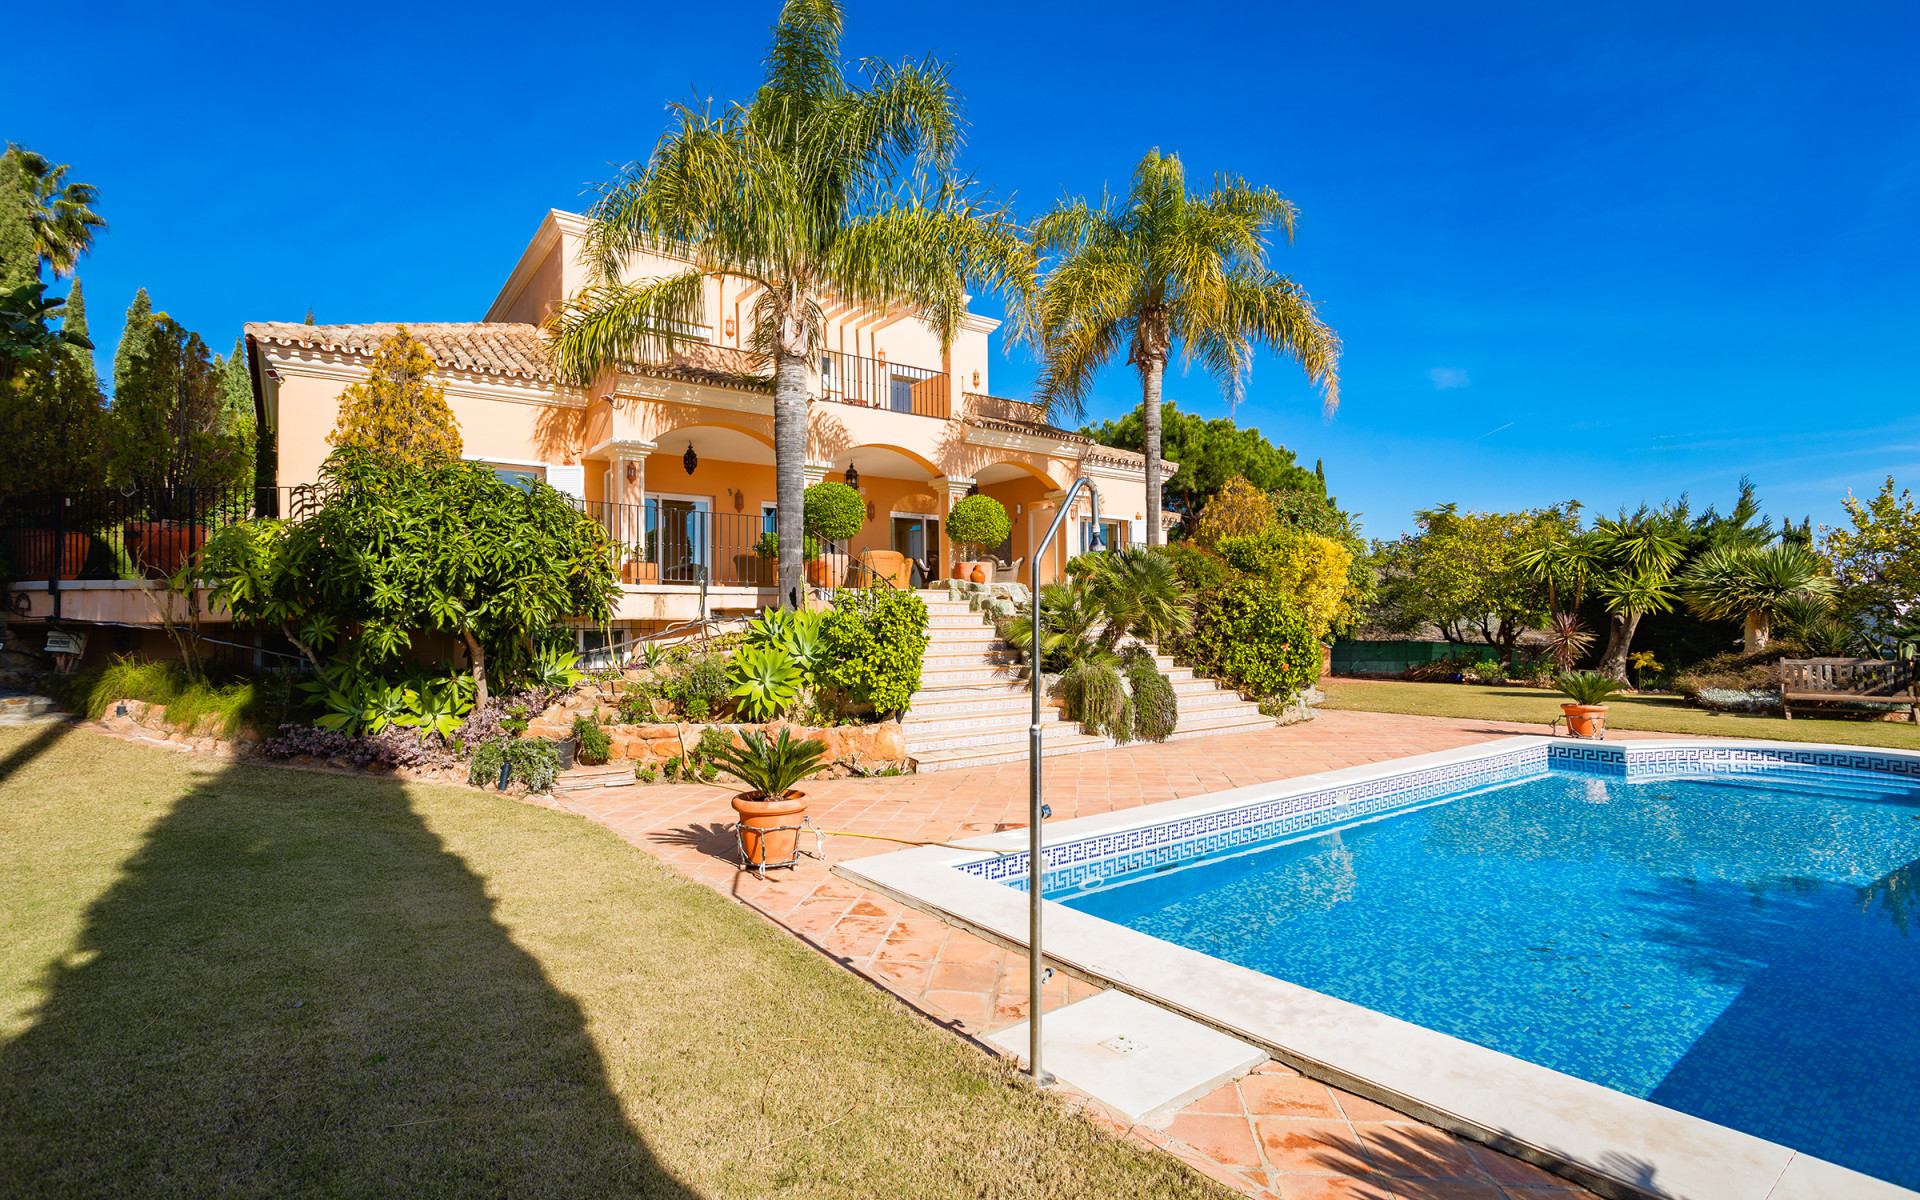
[1380,1181,1504,1200]
[868,960,931,990]
[921,989,992,1025]
[873,938,943,962]
[1332,1089,1417,1124]
[1354,1125,1486,1181]
[928,961,999,991]
[1268,1176,1396,1200]
[1241,1074,1341,1119]
[1254,1119,1371,1175]
[1463,1142,1567,1188]
[1184,1080,1251,1116]
[1164,1112,1263,1169]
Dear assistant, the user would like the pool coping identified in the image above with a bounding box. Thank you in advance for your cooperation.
[833,734,1920,1200]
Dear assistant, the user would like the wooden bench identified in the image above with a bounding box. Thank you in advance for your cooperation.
[1777,657,1917,722]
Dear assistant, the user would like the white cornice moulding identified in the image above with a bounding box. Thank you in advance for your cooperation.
[256,346,583,410]
[587,438,659,459]
[963,426,1087,459]
[614,374,776,417]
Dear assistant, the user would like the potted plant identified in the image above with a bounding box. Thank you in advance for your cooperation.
[756,530,822,586]
[707,727,829,868]
[803,481,864,588]
[947,494,1010,582]
[622,540,657,584]
[1554,670,1625,738]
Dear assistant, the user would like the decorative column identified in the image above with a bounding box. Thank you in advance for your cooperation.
[932,475,976,580]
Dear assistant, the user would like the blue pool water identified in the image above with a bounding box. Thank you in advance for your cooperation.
[1057,765,1920,1188]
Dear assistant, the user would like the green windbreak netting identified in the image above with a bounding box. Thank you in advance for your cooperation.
[1330,640,1500,676]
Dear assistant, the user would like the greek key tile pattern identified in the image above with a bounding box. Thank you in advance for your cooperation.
[963,740,1920,893]
[964,745,1552,891]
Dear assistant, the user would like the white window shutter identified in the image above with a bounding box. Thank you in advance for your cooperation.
[548,464,586,502]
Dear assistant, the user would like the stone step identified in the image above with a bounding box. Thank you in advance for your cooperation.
[909,730,1113,773]
[1165,710,1280,740]
[904,722,1074,754]
[905,687,1038,717]
[902,707,1072,741]
[918,664,1023,686]
[0,693,65,726]
[553,766,638,793]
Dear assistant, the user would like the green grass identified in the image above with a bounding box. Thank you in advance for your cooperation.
[1322,678,1920,750]
[0,727,1225,1200]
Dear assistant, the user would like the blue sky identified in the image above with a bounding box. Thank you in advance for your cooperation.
[6,0,1915,539]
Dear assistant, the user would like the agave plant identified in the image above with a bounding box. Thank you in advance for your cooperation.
[706,728,828,798]
[728,644,804,721]
[397,674,477,738]
[1554,670,1626,707]
[530,644,586,690]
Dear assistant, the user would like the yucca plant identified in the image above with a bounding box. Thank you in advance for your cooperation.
[1554,670,1626,707]
[707,728,829,798]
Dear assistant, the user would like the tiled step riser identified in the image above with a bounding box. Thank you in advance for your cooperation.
[906,694,1037,717]
[904,711,1070,739]
[911,736,1112,773]
[919,669,1022,687]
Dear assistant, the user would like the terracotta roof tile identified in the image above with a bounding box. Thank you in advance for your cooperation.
[244,321,556,382]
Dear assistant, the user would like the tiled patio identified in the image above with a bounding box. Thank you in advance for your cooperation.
[560,709,1654,1198]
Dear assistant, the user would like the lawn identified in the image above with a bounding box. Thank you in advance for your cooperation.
[1321,678,1920,751]
[0,725,1224,1200]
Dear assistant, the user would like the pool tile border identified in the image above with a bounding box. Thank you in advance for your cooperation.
[835,735,1920,1200]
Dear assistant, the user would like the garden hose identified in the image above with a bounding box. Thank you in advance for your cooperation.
[816,829,1011,853]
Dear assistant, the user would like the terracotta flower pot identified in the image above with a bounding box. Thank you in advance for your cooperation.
[622,561,658,584]
[1562,703,1608,738]
[732,790,808,867]
[124,521,209,578]
[805,558,829,587]
[970,564,989,584]
[951,560,966,582]
[5,529,88,579]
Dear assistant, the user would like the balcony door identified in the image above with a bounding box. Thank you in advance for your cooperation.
[648,494,711,583]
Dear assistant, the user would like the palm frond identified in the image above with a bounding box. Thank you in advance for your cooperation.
[546,270,711,385]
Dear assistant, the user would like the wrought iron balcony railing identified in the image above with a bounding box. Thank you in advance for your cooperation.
[820,350,948,418]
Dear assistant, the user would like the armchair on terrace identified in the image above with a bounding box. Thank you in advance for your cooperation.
[992,557,1024,584]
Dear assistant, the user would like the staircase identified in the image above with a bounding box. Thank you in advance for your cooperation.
[903,590,1277,773]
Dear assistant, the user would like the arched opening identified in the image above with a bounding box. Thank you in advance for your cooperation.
[830,445,943,586]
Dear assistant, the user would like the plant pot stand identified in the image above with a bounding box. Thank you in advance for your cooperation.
[731,791,821,876]
[1553,703,1609,740]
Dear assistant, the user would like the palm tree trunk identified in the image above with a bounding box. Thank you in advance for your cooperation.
[773,352,809,609]
[1598,612,1641,682]
[1141,356,1165,546]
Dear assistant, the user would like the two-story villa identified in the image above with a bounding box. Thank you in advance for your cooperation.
[243,209,1171,643]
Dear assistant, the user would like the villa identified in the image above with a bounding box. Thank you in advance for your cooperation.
[243,209,1170,642]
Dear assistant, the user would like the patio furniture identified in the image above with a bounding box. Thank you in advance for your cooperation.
[1777,657,1917,722]
[992,556,1024,584]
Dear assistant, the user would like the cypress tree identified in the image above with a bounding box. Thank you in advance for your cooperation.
[112,287,153,400]
[1314,458,1326,491]
[304,307,315,325]
[0,149,37,291]
[214,335,257,487]
[62,276,96,381]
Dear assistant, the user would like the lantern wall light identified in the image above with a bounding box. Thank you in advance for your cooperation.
[683,442,698,474]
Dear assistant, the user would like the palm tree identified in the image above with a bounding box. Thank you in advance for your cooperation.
[1587,507,1688,682]
[1676,542,1835,654]
[1023,149,1339,545]
[3,144,107,279]
[549,0,1028,606]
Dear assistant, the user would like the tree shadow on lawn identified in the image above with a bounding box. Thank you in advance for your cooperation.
[0,757,700,1199]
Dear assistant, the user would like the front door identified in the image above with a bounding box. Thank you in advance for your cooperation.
[648,496,711,583]
[892,515,939,586]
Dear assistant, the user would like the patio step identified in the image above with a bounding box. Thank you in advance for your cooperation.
[553,765,638,793]
[909,730,1114,773]
[0,693,64,726]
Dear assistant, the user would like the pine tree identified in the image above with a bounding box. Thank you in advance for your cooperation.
[0,149,36,291]
[328,326,462,466]
[112,287,153,400]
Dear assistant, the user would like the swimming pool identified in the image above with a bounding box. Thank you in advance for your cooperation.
[1059,764,1920,1189]
[838,737,1920,1199]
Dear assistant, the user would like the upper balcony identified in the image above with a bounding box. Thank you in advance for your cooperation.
[819,350,947,419]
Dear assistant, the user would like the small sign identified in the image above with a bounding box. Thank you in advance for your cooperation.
[44,629,87,656]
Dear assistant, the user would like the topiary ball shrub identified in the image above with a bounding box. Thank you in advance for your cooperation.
[947,494,1011,559]
[1178,579,1321,700]
[803,481,866,543]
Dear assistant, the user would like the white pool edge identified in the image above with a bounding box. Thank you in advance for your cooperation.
[834,735,1920,1200]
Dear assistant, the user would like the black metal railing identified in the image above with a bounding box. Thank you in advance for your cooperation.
[1,485,325,585]
[820,349,948,418]
[585,499,851,589]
